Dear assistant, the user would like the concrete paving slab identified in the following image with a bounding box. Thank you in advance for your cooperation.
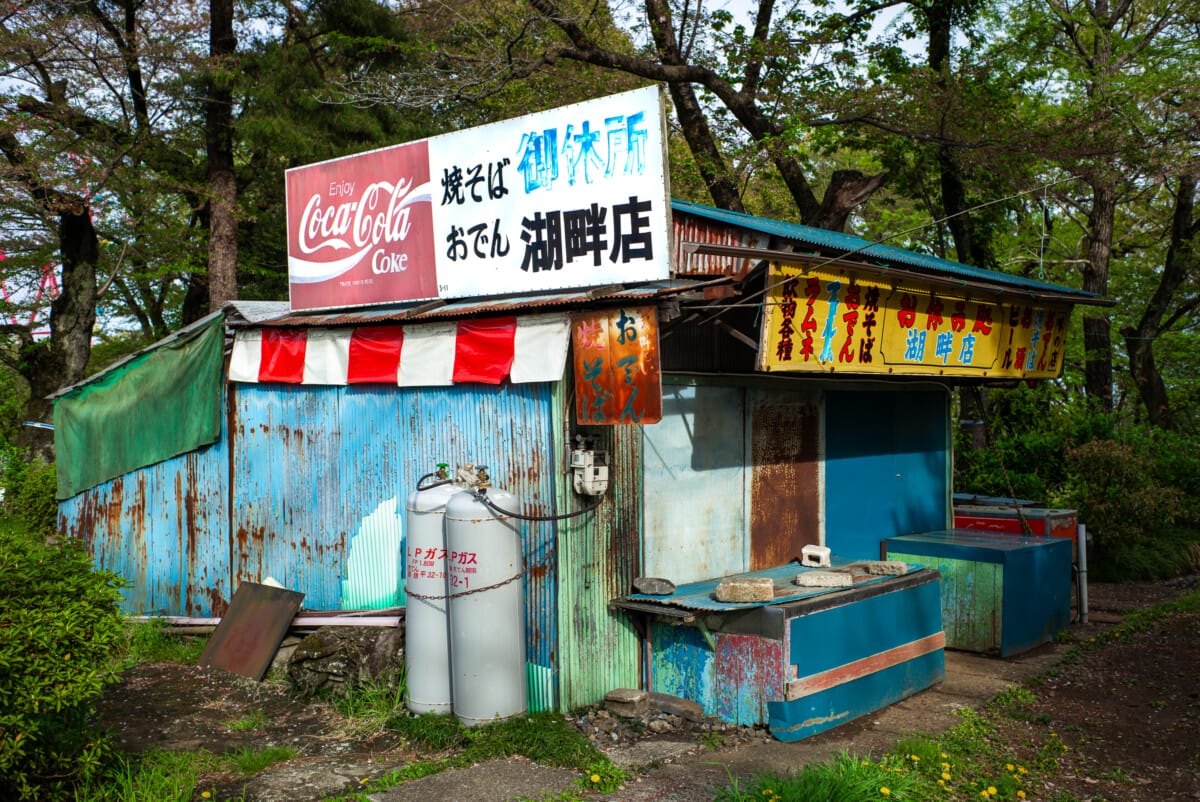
[368,757,580,802]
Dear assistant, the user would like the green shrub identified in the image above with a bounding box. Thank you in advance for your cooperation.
[12,462,58,540]
[1063,439,1184,547]
[0,528,129,800]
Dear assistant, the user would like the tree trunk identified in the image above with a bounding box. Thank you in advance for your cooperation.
[665,81,745,212]
[1119,175,1199,429]
[1082,180,1116,412]
[1,126,99,463]
[206,0,238,311]
[924,0,992,268]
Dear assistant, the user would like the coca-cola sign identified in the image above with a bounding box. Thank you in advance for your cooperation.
[286,140,438,310]
[286,87,671,311]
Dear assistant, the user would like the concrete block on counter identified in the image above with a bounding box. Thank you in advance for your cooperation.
[715,577,775,603]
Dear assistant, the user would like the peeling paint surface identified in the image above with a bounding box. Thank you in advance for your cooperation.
[643,383,747,584]
[554,408,642,711]
[341,495,405,609]
[647,572,945,737]
[231,381,559,709]
[60,396,232,617]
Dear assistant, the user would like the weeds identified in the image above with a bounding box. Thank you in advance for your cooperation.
[227,745,297,775]
[121,618,206,667]
[225,710,269,732]
[333,675,406,737]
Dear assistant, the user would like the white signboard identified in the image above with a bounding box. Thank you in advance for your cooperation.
[286,86,672,311]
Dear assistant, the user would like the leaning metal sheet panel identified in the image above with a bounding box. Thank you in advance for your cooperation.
[643,382,748,584]
[554,391,642,711]
[198,582,304,680]
[230,381,559,708]
[59,392,232,617]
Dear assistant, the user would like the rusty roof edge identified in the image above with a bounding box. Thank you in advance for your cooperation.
[683,242,1115,308]
[223,279,732,328]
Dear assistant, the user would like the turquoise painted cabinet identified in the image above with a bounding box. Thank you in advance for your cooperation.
[886,530,1072,657]
[633,568,946,741]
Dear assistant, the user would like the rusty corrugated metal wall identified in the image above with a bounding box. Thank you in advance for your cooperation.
[59,392,232,617]
[230,381,560,711]
[641,377,829,584]
[553,371,642,709]
[749,387,821,568]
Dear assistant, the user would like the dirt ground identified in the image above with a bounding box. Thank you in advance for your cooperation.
[94,576,1200,801]
[998,576,1200,802]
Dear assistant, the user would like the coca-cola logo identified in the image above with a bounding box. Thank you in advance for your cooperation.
[290,178,433,283]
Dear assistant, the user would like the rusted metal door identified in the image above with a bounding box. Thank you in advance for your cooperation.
[749,388,821,570]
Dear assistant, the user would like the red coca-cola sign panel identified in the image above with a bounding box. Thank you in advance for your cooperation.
[285,140,439,311]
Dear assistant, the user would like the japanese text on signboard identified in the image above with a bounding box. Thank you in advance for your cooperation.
[572,306,663,424]
[759,263,1071,379]
[285,86,671,311]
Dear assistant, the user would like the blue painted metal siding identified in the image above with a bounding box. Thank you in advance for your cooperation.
[787,573,944,678]
[60,394,232,617]
[643,383,748,583]
[769,576,945,741]
[230,381,560,710]
[824,387,950,558]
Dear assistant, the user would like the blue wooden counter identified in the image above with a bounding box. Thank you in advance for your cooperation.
[886,530,1072,657]
[613,565,945,742]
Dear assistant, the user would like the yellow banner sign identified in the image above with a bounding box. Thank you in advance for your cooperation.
[758,263,1071,379]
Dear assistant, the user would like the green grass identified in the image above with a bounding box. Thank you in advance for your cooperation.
[121,618,207,667]
[227,745,297,775]
[73,750,225,802]
[332,675,407,736]
[225,710,270,732]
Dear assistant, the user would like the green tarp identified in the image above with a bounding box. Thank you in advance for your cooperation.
[54,314,226,500]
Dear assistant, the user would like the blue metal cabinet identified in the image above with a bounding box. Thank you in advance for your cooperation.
[886,530,1072,657]
[623,566,945,741]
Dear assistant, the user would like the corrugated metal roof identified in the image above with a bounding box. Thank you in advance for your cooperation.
[226,279,727,328]
[671,198,1101,302]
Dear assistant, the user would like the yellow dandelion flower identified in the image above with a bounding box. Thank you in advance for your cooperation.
[938,779,945,787]
[980,791,990,798]
[1017,792,1027,800]
[201,793,211,800]
[1006,763,1015,771]
[910,754,921,761]
[941,752,948,758]
[988,786,998,795]
[880,787,891,796]
[1018,766,1028,775]
[942,772,951,780]
[590,774,601,783]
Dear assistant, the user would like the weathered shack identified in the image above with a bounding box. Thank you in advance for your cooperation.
[56,87,1105,735]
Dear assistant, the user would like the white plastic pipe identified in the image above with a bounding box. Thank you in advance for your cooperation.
[1077,523,1089,625]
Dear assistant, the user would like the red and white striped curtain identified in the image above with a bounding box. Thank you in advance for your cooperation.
[229,314,571,386]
